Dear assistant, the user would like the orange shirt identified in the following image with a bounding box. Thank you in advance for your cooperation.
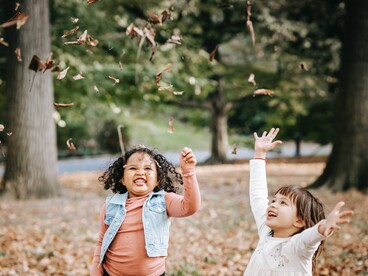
[90,172,200,276]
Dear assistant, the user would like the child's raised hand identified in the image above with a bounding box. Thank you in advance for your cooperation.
[180,147,197,171]
[253,128,283,159]
[318,201,354,237]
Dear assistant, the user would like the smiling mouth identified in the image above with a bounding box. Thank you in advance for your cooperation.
[267,211,277,218]
[134,179,146,186]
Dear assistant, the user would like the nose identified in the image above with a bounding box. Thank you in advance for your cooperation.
[135,168,145,175]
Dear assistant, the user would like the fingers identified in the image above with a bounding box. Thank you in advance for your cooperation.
[181,147,196,164]
[333,201,345,212]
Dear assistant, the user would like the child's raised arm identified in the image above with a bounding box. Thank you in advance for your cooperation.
[253,128,283,159]
[318,201,354,237]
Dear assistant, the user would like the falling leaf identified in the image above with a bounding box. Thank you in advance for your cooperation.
[66,138,76,151]
[28,55,46,72]
[87,0,99,4]
[158,84,173,91]
[51,64,62,72]
[62,26,79,38]
[15,2,21,11]
[118,61,123,71]
[15,47,22,62]
[0,124,4,131]
[167,35,181,45]
[93,85,99,93]
[248,73,256,85]
[0,37,9,47]
[43,52,54,73]
[57,66,70,80]
[299,63,309,71]
[245,1,255,46]
[156,63,172,84]
[173,91,184,95]
[167,117,174,134]
[71,17,79,23]
[54,102,75,108]
[73,72,84,80]
[148,12,162,25]
[253,88,274,96]
[0,12,29,29]
[209,45,218,62]
[231,145,238,155]
[64,30,99,47]
[6,132,12,136]
[108,76,120,85]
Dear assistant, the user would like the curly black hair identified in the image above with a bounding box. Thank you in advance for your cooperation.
[98,146,183,194]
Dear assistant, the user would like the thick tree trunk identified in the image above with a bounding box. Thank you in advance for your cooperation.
[207,78,229,164]
[311,0,368,192]
[2,0,60,199]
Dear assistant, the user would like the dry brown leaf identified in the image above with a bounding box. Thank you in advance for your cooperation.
[248,73,256,85]
[28,55,46,72]
[93,85,99,93]
[158,84,173,91]
[245,1,255,46]
[173,91,184,95]
[57,66,70,80]
[0,12,29,29]
[299,63,309,71]
[167,35,181,45]
[156,63,172,84]
[253,88,274,96]
[87,0,99,4]
[0,37,9,47]
[15,47,22,62]
[73,72,84,80]
[108,76,120,85]
[209,45,218,62]
[167,117,174,134]
[15,2,21,11]
[66,138,76,151]
[54,103,75,108]
[71,17,79,23]
[62,26,79,38]
[231,145,238,155]
[64,30,99,47]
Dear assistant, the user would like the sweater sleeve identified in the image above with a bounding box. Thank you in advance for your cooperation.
[165,168,201,217]
[90,202,107,276]
[249,159,270,236]
[292,221,326,259]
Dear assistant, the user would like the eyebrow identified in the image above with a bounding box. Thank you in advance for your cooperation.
[123,162,155,168]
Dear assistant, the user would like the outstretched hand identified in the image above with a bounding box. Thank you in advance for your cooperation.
[253,128,283,159]
[180,147,197,171]
[318,201,354,237]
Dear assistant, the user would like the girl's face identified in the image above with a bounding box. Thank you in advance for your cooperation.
[121,152,158,198]
[266,193,304,237]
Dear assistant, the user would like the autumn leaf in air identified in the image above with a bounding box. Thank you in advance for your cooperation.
[0,12,29,29]
[209,45,218,62]
[66,138,77,151]
[173,91,184,95]
[108,76,120,85]
[253,89,274,96]
[62,26,79,38]
[64,30,99,47]
[54,102,75,108]
[231,145,238,155]
[0,37,9,47]
[0,124,4,131]
[57,66,70,80]
[167,117,174,134]
[158,84,173,91]
[15,47,22,62]
[71,17,79,23]
[248,73,256,85]
[73,72,84,80]
[93,85,99,93]
[245,1,255,46]
[15,2,21,11]
[156,63,172,84]
[87,0,100,4]
[167,35,181,45]
[299,63,309,71]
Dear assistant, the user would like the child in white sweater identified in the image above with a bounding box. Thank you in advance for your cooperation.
[244,128,353,276]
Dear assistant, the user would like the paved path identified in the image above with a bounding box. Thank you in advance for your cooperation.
[0,142,331,176]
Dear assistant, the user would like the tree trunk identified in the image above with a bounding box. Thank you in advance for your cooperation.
[311,0,368,192]
[1,0,60,199]
[207,78,229,164]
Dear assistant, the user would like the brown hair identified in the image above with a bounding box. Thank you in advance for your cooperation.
[275,185,325,275]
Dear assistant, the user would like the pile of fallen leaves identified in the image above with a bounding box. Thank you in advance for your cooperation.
[0,160,367,275]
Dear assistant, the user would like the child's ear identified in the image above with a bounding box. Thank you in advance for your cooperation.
[294,218,306,228]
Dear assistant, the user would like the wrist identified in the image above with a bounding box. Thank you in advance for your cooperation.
[254,152,266,159]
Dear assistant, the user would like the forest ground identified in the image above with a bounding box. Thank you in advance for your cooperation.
[0,157,367,275]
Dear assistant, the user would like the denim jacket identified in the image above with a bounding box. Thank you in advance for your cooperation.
[99,190,170,266]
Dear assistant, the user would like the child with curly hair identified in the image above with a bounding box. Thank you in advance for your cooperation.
[244,128,354,276]
[90,146,201,276]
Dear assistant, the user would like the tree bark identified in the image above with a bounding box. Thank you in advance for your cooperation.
[311,0,368,192]
[1,0,60,199]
